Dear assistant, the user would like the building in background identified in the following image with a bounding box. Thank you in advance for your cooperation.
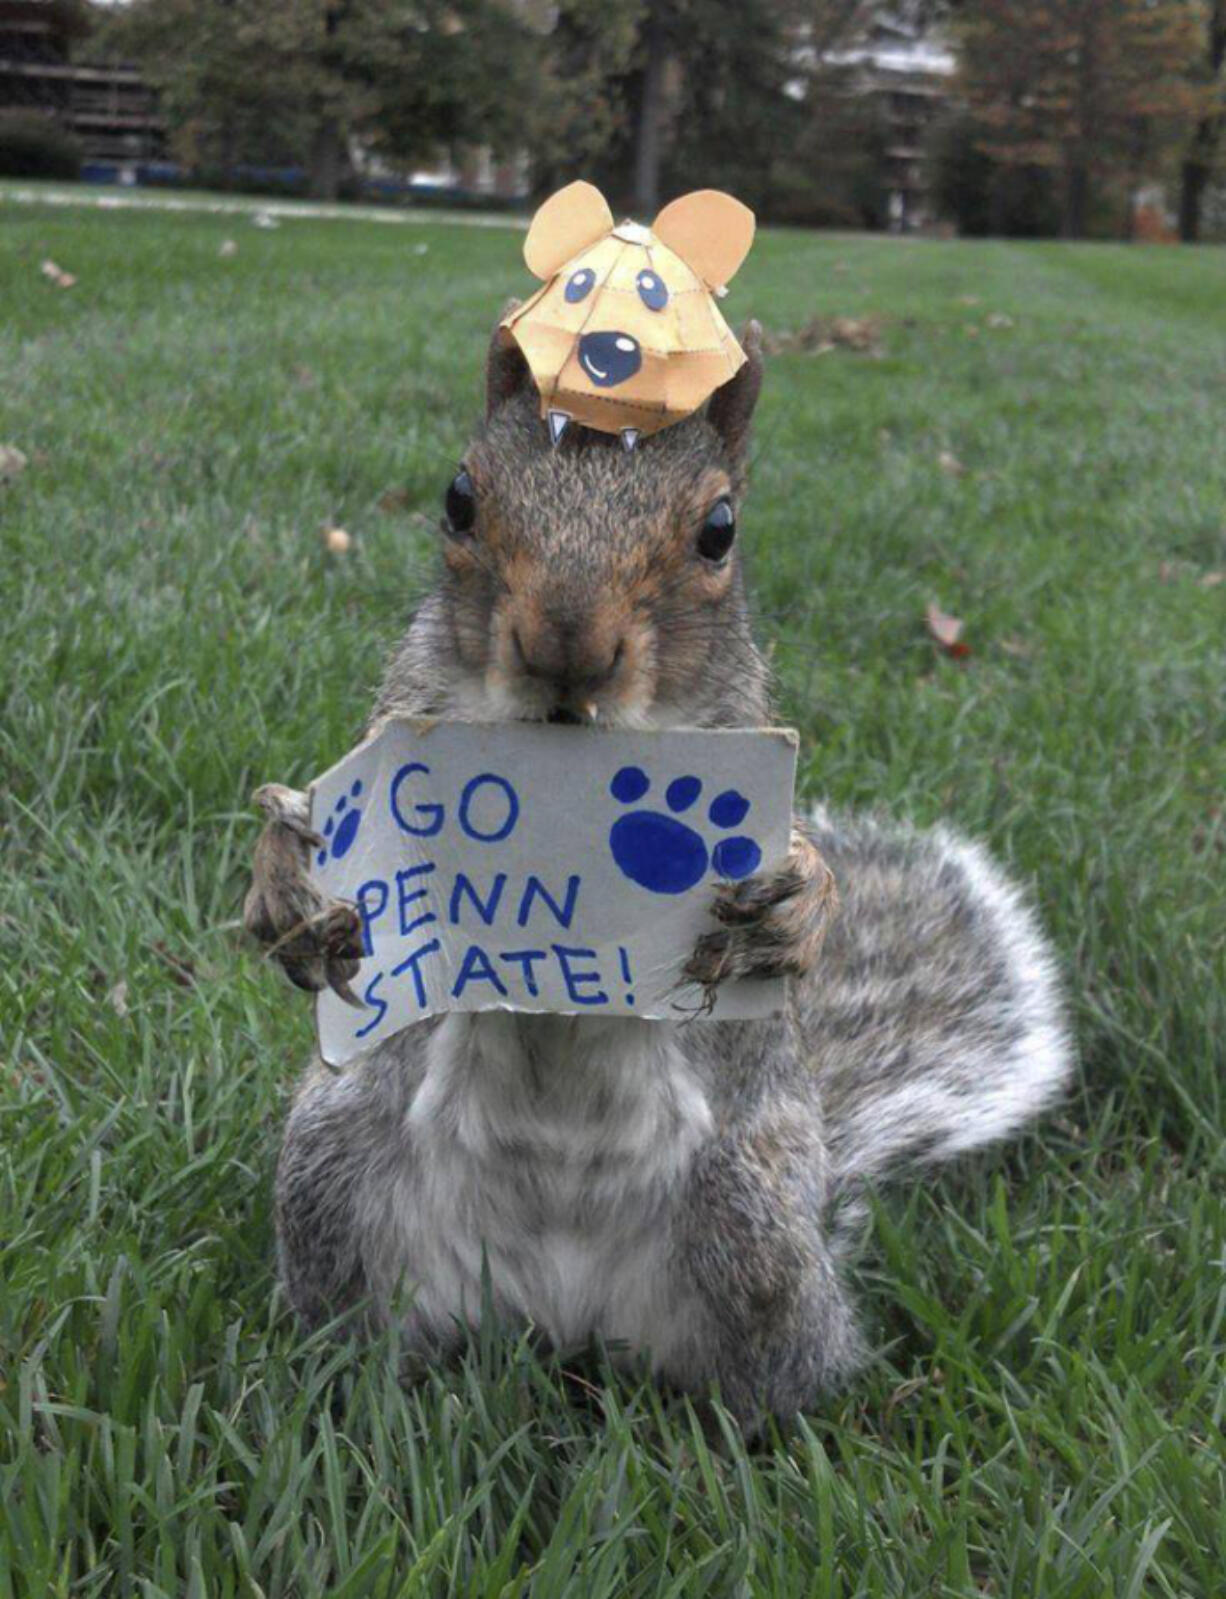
[822,14,955,231]
[0,0,164,173]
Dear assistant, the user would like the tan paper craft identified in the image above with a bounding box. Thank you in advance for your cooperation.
[501,182,756,448]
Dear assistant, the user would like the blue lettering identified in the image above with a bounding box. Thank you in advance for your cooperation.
[552,944,609,1007]
[391,938,441,1008]
[389,763,445,837]
[499,948,548,997]
[449,872,507,927]
[396,861,437,937]
[517,874,580,929]
[356,878,389,956]
[451,943,509,1001]
[458,773,519,843]
[355,970,389,1038]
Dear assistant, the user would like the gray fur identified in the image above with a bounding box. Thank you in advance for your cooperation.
[251,334,1073,1432]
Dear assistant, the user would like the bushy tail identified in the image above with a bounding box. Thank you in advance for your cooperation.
[799,809,1072,1194]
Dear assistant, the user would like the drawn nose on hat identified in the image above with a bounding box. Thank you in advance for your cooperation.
[578,331,642,389]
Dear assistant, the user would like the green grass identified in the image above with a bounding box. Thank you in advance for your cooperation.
[2,189,1224,1597]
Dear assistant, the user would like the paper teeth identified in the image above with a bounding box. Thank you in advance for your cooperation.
[547,410,571,446]
[620,429,640,453]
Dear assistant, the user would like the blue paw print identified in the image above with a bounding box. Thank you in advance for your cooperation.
[316,780,364,868]
[607,767,762,895]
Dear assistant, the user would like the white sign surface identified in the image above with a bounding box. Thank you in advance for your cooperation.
[308,720,798,1066]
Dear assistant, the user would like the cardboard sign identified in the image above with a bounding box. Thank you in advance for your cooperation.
[502,182,755,443]
[308,720,797,1066]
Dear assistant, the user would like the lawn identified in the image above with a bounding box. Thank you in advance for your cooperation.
[2,189,1224,1597]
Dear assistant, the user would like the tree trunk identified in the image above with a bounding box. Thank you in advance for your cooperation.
[309,116,343,201]
[633,8,667,216]
[1179,0,1226,243]
[1178,158,1208,242]
[1063,162,1088,239]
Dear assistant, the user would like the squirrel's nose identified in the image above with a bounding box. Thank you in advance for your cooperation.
[513,626,625,708]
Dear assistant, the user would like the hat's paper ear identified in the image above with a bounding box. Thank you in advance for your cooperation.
[523,181,614,280]
[652,190,755,290]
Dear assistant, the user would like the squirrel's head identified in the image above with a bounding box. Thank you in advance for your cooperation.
[431,315,769,731]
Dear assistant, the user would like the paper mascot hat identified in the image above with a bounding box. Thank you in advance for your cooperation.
[501,181,756,450]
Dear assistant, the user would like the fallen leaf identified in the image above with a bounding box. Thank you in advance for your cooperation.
[152,942,197,987]
[413,242,429,257]
[957,294,981,306]
[1199,571,1224,589]
[763,315,884,357]
[986,312,1015,329]
[219,238,238,258]
[106,980,129,1017]
[376,486,410,513]
[938,450,967,477]
[0,444,28,481]
[926,602,971,658]
[1158,559,1199,583]
[323,526,352,554]
[40,258,76,289]
[251,210,279,230]
[1000,635,1032,659]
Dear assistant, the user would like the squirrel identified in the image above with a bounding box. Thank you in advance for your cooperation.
[244,315,1072,1431]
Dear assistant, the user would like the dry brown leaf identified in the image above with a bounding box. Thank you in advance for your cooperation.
[106,980,129,1017]
[986,312,1015,329]
[152,942,197,987]
[1199,570,1224,589]
[957,294,981,306]
[323,526,352,554]
[1158,559,1200,583]
[0,444,28,482]
[926,602,971,658]
[763,315,883,358]
[938,450,967,478]
[376,486,411,513]
[40,259,76,289]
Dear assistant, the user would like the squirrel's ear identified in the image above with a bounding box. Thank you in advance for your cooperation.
[652,190,755,290]
[523,182,614,280]
[487,304,529,417]
[707,320,763,465]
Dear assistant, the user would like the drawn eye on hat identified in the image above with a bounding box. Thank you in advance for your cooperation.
[636,269,669,311]
[565,267,596,304]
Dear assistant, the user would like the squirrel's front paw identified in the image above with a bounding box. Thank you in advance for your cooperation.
[684,826,838,989]
[244,784,364,1004]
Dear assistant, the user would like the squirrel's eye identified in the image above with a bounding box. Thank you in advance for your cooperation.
[444,468,476,537]
[564,267,596,304]
[696,497,736,563]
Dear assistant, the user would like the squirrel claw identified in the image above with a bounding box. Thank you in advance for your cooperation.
[685,833,839,987]
[253,783,324,848]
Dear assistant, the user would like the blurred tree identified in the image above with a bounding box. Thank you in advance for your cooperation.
[928,109,1062,236]
[621,0,878,217]
[1177,0,1225,239]
[520,0,643,199]
[956,0,1204,238]
[106,0,540,198]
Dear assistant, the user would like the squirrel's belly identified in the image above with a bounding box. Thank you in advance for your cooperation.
[392,1013,713,1353]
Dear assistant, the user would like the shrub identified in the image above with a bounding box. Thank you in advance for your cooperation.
[927,113,1060,238]
[0,110,83,180]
